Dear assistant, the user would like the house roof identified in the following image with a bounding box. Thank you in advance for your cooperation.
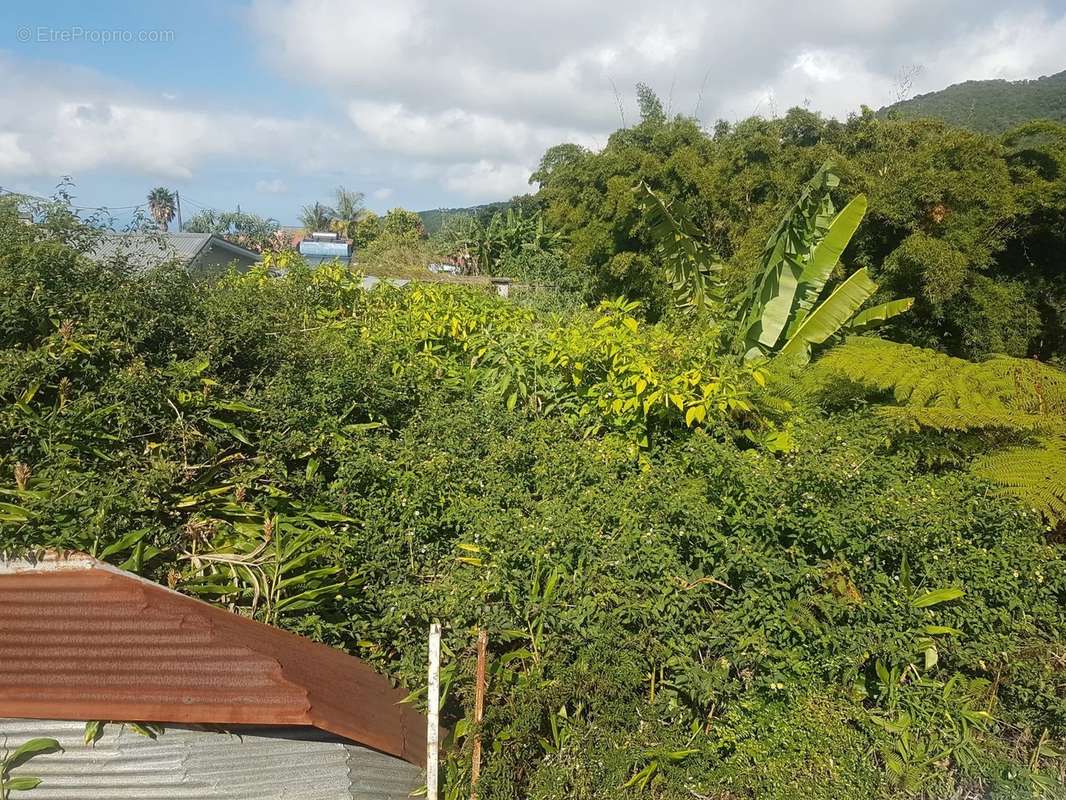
[0,719,421,800]
[0,553,427,766]
[89,232,260,271]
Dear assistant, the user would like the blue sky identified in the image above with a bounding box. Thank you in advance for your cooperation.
[1,0,1064,225]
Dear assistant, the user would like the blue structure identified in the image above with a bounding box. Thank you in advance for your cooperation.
[299,238,352,266]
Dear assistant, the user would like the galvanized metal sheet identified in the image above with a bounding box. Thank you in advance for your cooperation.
[0,719,421,800]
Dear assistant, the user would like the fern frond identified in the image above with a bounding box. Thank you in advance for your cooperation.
[815,337,1066,523]
[974,437,1066,521]
[877,406,1065,434]
[818,337,1066,415]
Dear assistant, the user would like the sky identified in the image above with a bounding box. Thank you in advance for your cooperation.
[1,1,1065,224]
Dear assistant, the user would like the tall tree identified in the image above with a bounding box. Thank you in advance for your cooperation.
[636,83,666,126]
[331,187,366,240]
[299,202,335,233]
[146,187,177,232]
[183,208,281,253]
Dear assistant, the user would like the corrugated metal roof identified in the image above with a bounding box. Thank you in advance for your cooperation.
[0,553,427,766]
[0,718,421,799]
[88,232,259,271]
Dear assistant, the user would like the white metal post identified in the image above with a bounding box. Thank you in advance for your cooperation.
[427,622,441,800]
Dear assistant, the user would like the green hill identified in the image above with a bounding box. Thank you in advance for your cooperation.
[417,202,511,235]
[878,69,1066,133]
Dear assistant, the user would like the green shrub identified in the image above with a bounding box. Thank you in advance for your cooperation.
[1,203,1064,799]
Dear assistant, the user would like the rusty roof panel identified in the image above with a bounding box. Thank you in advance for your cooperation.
[0,554,427,766]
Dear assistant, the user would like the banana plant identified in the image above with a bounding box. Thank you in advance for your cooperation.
[636,182,724,311]
[736,160,913,364]
[0,738,61,798]
[637,162,911,364]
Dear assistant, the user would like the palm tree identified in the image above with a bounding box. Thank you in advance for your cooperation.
[147,187,177,232]
[331,187,365,240]
[299,202,335,233]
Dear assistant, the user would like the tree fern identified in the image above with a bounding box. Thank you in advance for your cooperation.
[816,337,1066,414]
[974,438,1066,521]
[816,337,1066,523]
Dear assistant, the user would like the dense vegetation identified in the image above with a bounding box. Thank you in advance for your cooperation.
[528,97,1066,365]
[880,71,1066,134]
[2,178,1065,800]
[418,201,517,235]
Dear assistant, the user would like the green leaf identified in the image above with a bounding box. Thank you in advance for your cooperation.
[6,738,61,769]
[844,297,914,333]
[922,625,963,636]
[924,644,938,670]
[637,182,723,311]
[787,194,868,337]
[875,660,891,686]
[98,528,149,559]
[911,587,965,608]
[127,723,162,739]
[740,159,839,354]
[623,763,657,790]
[205,417,253,445]
[84,720,103,745]
[775,268,879,365]
[0,502,32,523]
[4,776,43,791]
[750,260,803,352]
[305,510,354,522]
[214,400,263,414]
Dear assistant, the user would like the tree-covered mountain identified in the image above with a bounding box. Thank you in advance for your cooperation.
[417,195,543,235]
[879,70,1066,133]
[417,202,512,235]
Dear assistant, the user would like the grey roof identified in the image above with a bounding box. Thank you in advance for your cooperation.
[88,232,260,272]
[0,718,422,800]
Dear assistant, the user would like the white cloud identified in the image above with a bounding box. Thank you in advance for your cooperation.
[348,101,599,162]
[0,55,365,181]
[0,133,35,173]
[255,178,287,194]
[792,51,847,84]
[3,1,1065,209]
[442,161,533,198]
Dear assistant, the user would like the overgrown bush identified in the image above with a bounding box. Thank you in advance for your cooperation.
[1,201,1064,799]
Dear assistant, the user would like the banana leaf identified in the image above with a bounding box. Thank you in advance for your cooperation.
[786,194,868,338]
[740,160,839,354]
[776,268,879,364]
[638,182,722,310]
[844,297,915,333]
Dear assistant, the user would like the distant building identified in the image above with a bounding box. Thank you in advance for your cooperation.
[299,231,353,266]
[89,232,260,274]
[0,552,426,799]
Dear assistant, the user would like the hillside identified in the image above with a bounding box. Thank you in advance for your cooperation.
[879,69,1066,133]
[417,201,511,234]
